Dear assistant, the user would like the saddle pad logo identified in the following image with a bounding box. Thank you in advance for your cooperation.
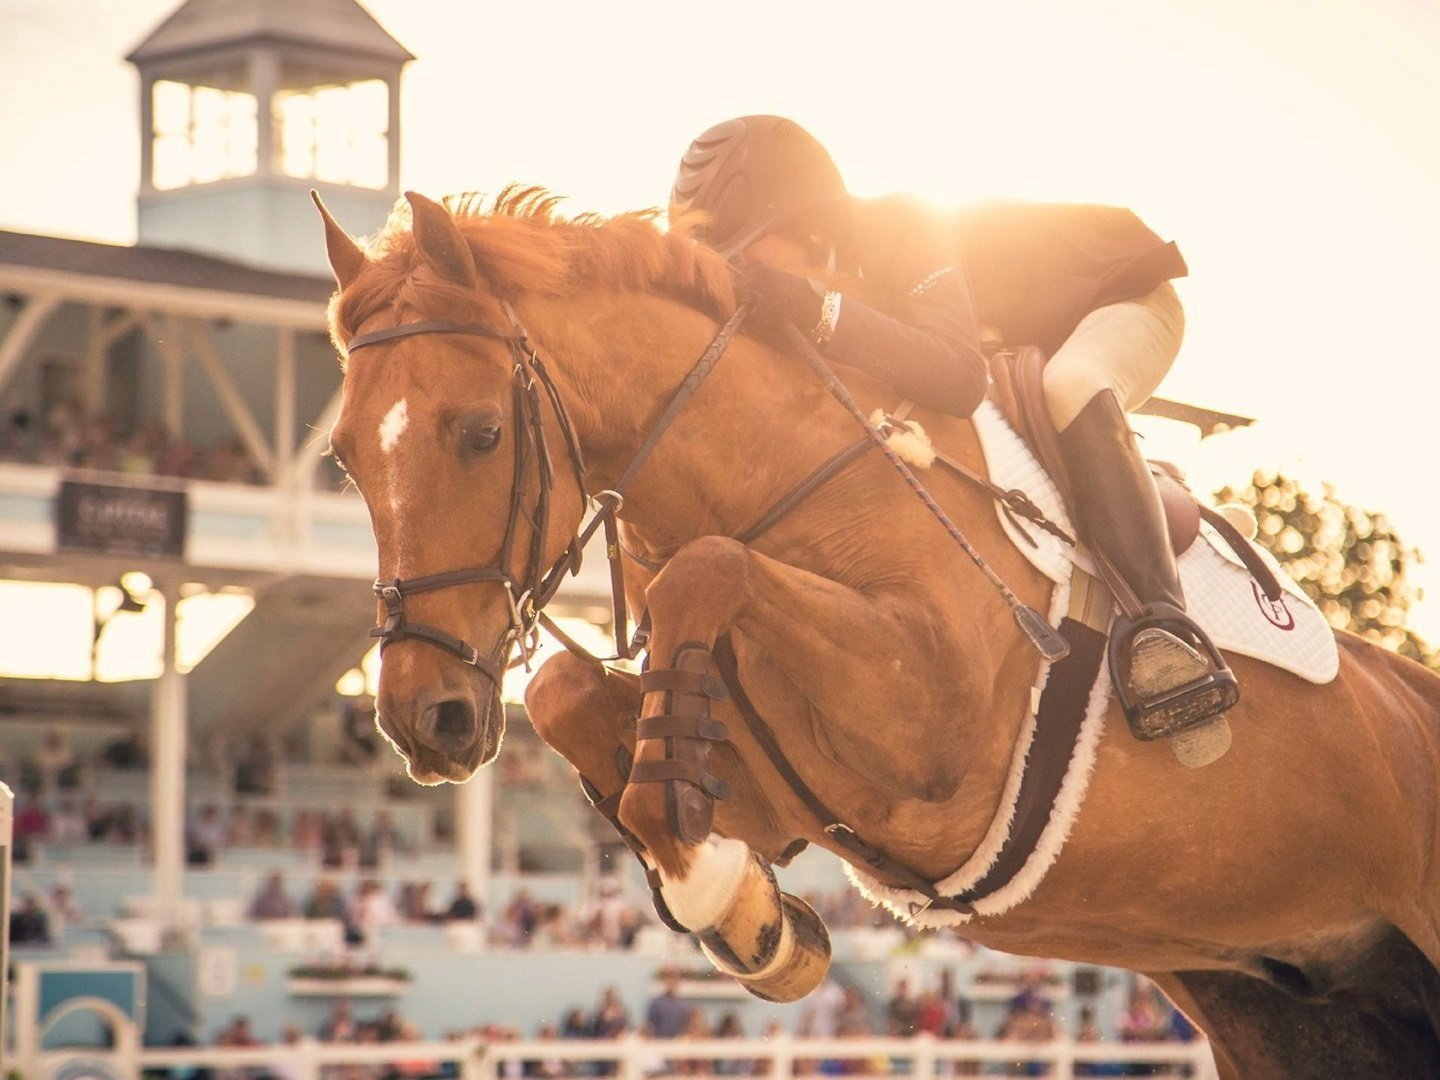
[1252,580,1296,630]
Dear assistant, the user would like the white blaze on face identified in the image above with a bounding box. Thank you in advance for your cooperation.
[377,397,410,520]
[379,398,409,454]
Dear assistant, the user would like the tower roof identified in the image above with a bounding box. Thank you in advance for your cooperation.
[127,0,414,66]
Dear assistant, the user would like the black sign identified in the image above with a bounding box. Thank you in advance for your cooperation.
[56,480,188,559]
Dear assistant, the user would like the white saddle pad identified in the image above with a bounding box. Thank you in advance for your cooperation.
[968,401,1338,685]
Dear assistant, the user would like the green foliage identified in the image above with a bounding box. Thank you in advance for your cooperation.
[1214,470,1435,666]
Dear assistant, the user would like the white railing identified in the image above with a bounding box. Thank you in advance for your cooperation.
[121,1031,1220,1080]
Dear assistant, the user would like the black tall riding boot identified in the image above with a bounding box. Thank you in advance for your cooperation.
[1059,390,1238,739]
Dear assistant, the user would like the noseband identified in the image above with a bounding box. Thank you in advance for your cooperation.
[345,302,751,687]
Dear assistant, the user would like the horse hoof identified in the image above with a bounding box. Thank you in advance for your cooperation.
[723,893,832,1004]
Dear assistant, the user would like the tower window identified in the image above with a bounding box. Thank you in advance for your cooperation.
[276,79,389,189]
[152,80,258,190]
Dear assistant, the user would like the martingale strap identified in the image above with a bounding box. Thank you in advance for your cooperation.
[710,635,974,915]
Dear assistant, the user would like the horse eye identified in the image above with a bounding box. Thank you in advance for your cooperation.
[465,422,503,455]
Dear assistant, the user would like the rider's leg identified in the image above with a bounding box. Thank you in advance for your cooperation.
[1044,284,1237,736]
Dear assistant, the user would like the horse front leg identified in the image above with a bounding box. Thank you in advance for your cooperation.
[617,534,963,1002]
[525,647,825,1001]
[524,651,640,815]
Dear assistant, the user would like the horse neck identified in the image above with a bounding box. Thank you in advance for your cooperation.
[523,287,1048,695]
[522,291,852,549]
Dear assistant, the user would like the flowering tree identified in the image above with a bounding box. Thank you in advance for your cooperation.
[1214,471,1435,667]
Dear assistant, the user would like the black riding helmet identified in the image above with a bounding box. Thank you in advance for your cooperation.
[670,115,848,258]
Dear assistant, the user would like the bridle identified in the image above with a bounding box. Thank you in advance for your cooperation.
[344,301,752,687]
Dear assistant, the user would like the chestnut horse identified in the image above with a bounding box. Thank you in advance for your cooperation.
[316,189,1440,1078]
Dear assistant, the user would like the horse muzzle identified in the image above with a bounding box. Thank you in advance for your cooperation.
[377,687,504,784]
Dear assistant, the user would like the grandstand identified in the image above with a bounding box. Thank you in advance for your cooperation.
[0,1,1215,1076]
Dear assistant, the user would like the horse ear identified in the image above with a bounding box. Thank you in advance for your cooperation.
[405,191,478,289]
[311,191,367,289]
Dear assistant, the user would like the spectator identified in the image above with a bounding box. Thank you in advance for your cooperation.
[390,1020,440,1077]
[1118,980,1175,1077]
[592,986,630,1038]
[187,805,226,866]
[797,975,846,1074]
[644,967,694,1040]
[527,1022,567,1079]
[322,808,362,868]
[496,889,541,945]
[351,879,399,944]
[292,809,323,856]
[560,1006,592,1040]
[1074,1005,1123,1078]
[713,1013,753,1077]
[578,878,630,949]
[234,735,276,796]
[677,1010,713,1076]
[228,806,258,846]
[34,727,79,792]
[915,987,948,1037]
[47,877,84,925]
[341,697,380,764]
[101,729,148,769]
[214,1013,264,1080]
[886,978,920,1036]
[374,1006,406,1042]
[319,999,357,1042]
[14,798,50,847]
[443,881,481,922]
[248,872,296,920]
[397,881,434,923]
[360,809,405,868]
[9,894,51,945]
[303,878,348,922]
[999,996,1057,1078]
[252,808,283,848]
[268,1025,307,1080]
[50,798,87,844]
[836,985,873,1036]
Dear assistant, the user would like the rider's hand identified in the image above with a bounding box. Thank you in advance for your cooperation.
[734,259,824,343]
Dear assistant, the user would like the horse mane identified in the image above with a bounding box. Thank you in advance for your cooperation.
[332,185,737,348]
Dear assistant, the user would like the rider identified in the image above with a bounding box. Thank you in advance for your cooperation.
[668,114,1238,741]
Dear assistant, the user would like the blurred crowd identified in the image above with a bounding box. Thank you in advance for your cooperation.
[181,969,1200,1080]
[0,404,264,483]
[243,875,651,953]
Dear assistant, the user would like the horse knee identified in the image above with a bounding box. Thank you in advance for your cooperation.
[524,654,637,783]
[645,535,752,625]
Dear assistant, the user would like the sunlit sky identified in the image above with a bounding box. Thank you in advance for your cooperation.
[2,0,1438,639]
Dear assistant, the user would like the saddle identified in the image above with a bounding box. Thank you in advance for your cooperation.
[986,346,1279,603]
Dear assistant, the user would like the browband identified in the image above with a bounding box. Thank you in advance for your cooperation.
[347,321,511,353]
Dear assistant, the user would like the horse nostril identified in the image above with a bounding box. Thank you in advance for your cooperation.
[424,698,476,747]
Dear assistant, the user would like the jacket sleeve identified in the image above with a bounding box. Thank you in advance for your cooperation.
[822,261,989,419]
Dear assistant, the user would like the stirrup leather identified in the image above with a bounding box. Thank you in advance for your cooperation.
[1108,603,1239,740]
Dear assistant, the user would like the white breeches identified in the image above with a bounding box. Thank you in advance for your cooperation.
[1042,282,1185,431]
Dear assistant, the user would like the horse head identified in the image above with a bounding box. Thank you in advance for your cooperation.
[316,190,588,784]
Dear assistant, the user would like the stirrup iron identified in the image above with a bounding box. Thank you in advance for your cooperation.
[1108,603,1239,741]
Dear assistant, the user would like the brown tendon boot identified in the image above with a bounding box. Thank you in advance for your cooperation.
[1058,390,1238,740]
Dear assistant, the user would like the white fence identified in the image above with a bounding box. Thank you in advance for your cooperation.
[121,1031,1221,1079]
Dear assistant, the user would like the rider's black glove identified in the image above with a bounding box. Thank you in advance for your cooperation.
[735,260,824,344]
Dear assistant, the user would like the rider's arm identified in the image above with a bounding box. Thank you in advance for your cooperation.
[819,267,988,418]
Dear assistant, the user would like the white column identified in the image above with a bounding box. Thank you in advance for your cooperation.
[454,767,493,911]
[275,327,296,477]
[150,576,187,926]
[0,780,12,1061]
[250,48,280,180]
